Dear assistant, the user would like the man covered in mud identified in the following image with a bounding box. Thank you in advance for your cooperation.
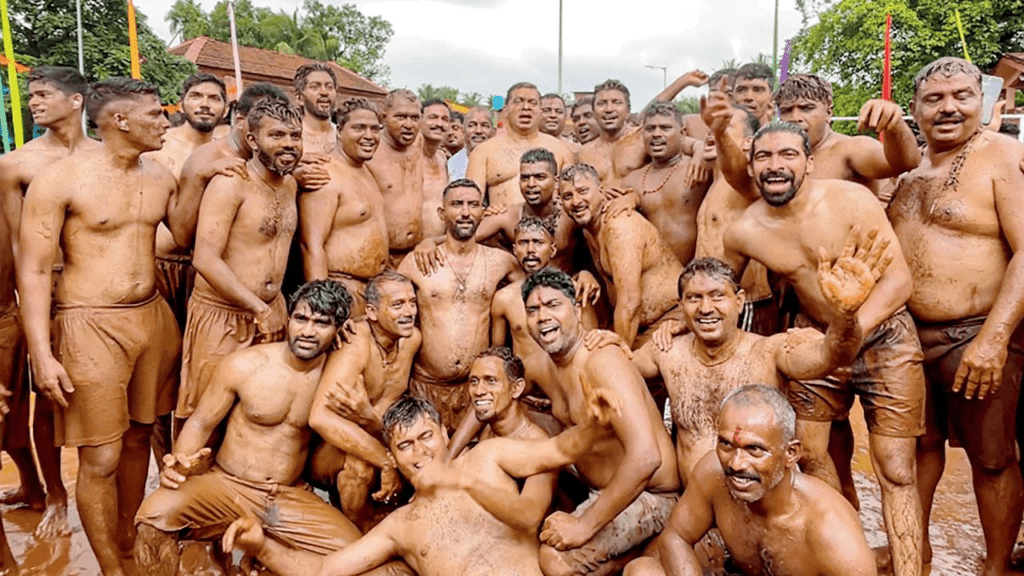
[889,56,1024,576]
[524,268,679,575]
[300,98,389,315]
[294,62,338,156]
[578,80,646,187]
[623,385,876,576]
[420,99,452,239]
[570,96,600,147]
[222,384,619,576]
[180,100,302,421]
[467,82,573,207]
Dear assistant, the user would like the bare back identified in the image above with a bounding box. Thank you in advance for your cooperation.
[367,141,424,251]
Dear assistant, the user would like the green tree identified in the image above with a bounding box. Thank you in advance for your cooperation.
[166,0,209,44]
[417,84,460,103]
[4,0,195,103]
[461,91,485,107]
[676,96,700,115]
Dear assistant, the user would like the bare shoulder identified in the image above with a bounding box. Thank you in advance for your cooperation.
[584,343,637,384]
[204,171,246,198]
[691,451,726,500]
[536,133,572,158]
[976,130,1024,165]
[482,243,519,270]
[797,472,863,540]
[494,282,519,307]
[141,157,178,189]
[220,343,272,375]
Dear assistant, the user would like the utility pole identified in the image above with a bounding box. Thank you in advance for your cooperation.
[558,0,563,94]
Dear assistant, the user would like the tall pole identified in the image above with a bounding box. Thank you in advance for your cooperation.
[557,0,563,94]
[228,1,244,95]
[76,0,84,74]
[645,65,667,89]
[772,0,780,76]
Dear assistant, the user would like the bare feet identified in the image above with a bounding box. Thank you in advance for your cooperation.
[872,545,894,576]
[0,487,45,512]
[33,498,71,539]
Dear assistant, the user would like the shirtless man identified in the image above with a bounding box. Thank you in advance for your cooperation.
[578,80,645,187]
[467,82,573,207]
[223,391,616,575]
[367,89,425,265]
[652,69,712,142]
[570,97,600,146]
[623,385,876,576]
[0,167,19,572]
[541,93,580,155]
[18,78,190,576]
[621,102,711,266]
[888,57,1024,576]
[445,110,464,157]
[307,271,420,525]
[523,268,679,575]
[0,65,89,538]
[420,99,452,239]
[561,164,683,348]
[145,73,229,329]
[134,281,392,576]
[635,246,885,483]
[732,63,775,127]
[294,62,338,155]
[708,117,924,576]
[181,100,302,420]
[397,179,520,430]
[300,98,388,315]
[450,106,495,180]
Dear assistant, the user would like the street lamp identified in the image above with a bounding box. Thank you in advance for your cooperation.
[645,64,667,89]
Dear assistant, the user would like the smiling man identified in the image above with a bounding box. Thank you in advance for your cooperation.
[570,96,600,147]
[294,62,339,155]
[578,80,646,187]
[181,100,303,420]
[623,385,876,576]
[420,99,453,239]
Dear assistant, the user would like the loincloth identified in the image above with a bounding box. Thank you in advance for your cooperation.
[155,252,195,331]
[409,366,469,432]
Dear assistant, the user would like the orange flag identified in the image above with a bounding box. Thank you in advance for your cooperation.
[127,0,141,79]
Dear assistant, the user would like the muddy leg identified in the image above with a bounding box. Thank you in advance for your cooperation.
[32,396,69,539]
[133,524,179,576]
[870,434,922,576]
[828,419,860,510]
[915,432,945,566]
[78,439,130,576]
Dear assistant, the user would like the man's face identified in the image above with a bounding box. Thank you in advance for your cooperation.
[750,132,811,207]
[367,280,418,339]
[286,301,339,360]
[125,95,171,152]
[299,71,337,120]
[464,109,494,153]
[388,415,449,481]
[384,99,421,148]
[513,228,556,274]
[777,98,831,147]
[520,161,557,207]
[560,173,604,228]
[441,186,483,240]
[594,89,630,135]
[469,356,522,423]
[28,81,80,128]
[249,116,303,175]
[716,403,792,503]
[181,81,227,133]
[682,273,743,346]
[525,285,581,356]
[733,78,772,121]
[421,103,451,145]
[571,103,599,144]
[540,97,567,137]
[643,113,683,162]
[506,87,541,133]
[338,109,381,163]
[912,72,982,149]
[445,121,465,153]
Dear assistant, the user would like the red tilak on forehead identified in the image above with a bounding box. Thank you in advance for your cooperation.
[733,427,742,445]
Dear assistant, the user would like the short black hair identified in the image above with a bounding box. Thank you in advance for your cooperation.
[571,96,594,116]
[641,101,683,126]
[521,267,575,303]
[337,97,381,129]
[594,79,631,108]
[365,270,413,307]
[913,56,982,98]
[247,99,302,134]
[293,62,338,92]
[708,68,736,90]
[734,62,776,90]
[382,396,442,447]
[181,72,226,103]
[86,77,160,124]
[421,98,451,114]
[475,346,525,383]
[559,163,600,184]
[750,121,811,160]
[774,74,832,109]
[679,257,740,298]
[514,215,555,239]
[235,83,289,117]
[506,82,540,104]
[541,93,565,106]
[451,111,465,124]
[442,178,482,200]
[26,66,87,96]
[289,279,352,327]
[520,147,557,175]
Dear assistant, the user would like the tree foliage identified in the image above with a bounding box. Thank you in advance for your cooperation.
[3,0,195,103]
[792,0,1024,116]
[166,0,394,83]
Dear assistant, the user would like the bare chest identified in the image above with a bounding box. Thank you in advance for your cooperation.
[889,171,998,237]
[237,376,315,427]
[68,177,168,232]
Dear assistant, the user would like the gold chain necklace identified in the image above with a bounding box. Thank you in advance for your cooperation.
[639,160,682,195]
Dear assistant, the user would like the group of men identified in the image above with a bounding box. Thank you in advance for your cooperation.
[0,51,1021,576]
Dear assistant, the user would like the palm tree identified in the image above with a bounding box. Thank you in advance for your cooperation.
[166,0,210,44]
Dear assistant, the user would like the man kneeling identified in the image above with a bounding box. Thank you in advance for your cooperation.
[134,281,397,575]
[624,384,875,576]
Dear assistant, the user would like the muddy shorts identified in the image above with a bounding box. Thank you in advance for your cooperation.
[554,489,677,572]
[388,248,412,271]
[788,307,925,437]
[739,295,781,337]
[410,367,468,432]
[178,291,287,418]
[136,466,358,555]
[54,293,180,447]
[155,253,195,331]
[916,316,1024,470]
[327,271,366,321]
[0,306,30,453]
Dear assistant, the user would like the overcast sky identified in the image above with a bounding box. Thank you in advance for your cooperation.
[135,0,804,108]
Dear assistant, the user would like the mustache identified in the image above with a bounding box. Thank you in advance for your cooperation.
[935,112,966,123]
[724,468,760,483]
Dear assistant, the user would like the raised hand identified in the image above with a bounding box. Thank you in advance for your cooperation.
[857,99,907,134]
[700,77,733,136]
[680,69,710,88]
[817,226,892,315]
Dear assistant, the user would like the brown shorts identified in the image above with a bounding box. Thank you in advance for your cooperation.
[0,307,30,453]
[135,466,358,555]
[552,489,676,571]
[155,253,195,331]
[788,307,925,437]
[739,295,781,337]
[54,293,180,447]
[917,316,1024,470]
[410,367,468,432]
[327,271,367,321]
[178,291,287,418]
[388,248,411,271]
